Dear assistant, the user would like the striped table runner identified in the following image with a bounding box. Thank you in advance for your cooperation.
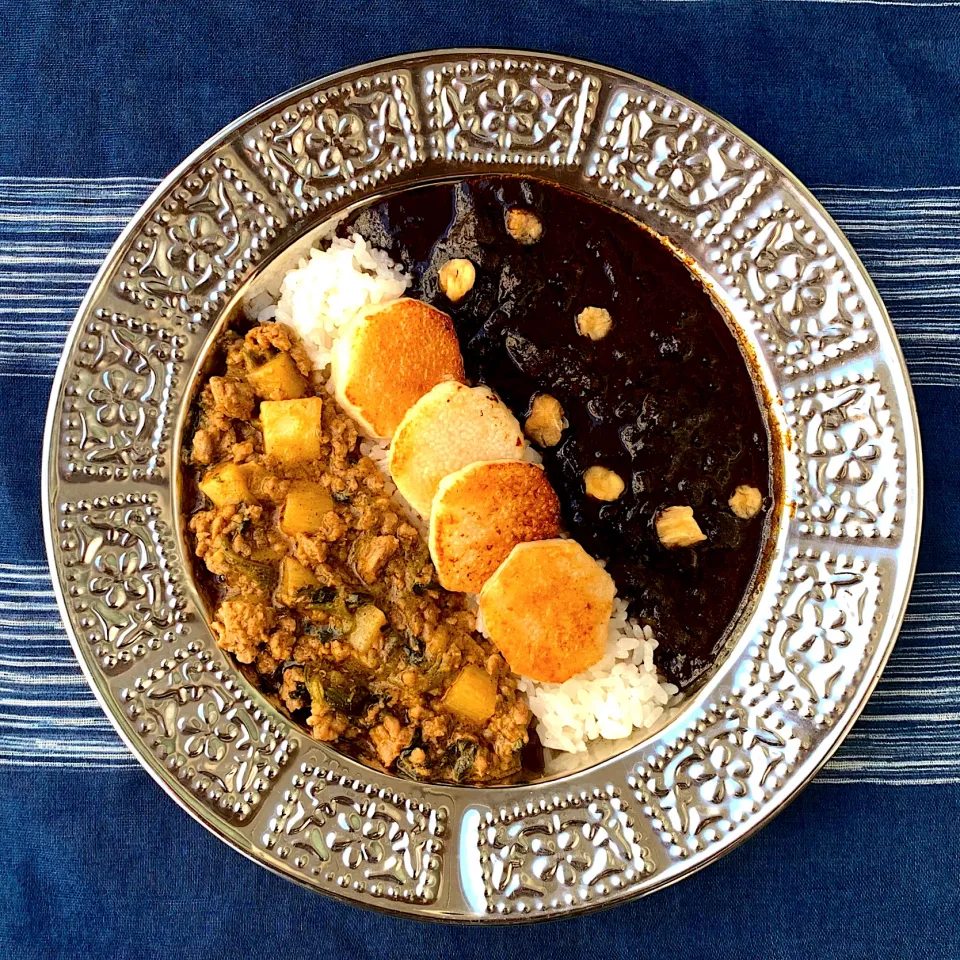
[6,178,951,782]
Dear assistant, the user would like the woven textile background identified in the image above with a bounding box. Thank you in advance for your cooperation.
[3,3,958,958]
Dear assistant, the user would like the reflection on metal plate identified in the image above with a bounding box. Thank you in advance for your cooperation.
[42,50,921,922]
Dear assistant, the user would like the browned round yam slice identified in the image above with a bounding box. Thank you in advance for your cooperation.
[429,460,562,593]
[479,539,615,683]
[389,381,524,516]
[331,298,464,440]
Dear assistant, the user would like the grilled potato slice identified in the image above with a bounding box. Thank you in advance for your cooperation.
[331,298,464,440]
[389,381,524,517]
[479,539,615,684]
[429,460,561,593]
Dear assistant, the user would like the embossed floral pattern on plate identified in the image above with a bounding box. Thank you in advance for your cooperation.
[747,549,882,722]
[787,370,902,539]
[476,789,654,915]
[243,71,423,215]
[58,493,185,672]
[424,57,599,164]
[43,51,919,921]
[114,155,279,322]
[718,197,874,375]
[123,647,294,823]
[587,89,766,238]
[633,698,806,856]
[262,763,446,904]
[59,310,184,483]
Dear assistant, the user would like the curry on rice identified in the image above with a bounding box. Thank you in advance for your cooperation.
[181,176,774,785]
[185,322,531,784]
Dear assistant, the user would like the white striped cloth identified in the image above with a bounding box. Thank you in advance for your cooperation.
[3,180,957,387]
[3,177,952,781]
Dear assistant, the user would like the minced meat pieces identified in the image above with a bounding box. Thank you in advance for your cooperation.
[185,321,531,784]
[213,598,276,664]
[354,534,399,582]
[209,376,255,419]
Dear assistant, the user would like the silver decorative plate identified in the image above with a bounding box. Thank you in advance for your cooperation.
[43,50,921,921]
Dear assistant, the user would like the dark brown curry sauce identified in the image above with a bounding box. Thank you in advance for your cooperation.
[341,177,773,690]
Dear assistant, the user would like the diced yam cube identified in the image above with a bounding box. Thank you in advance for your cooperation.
[246,353,308,401]
[349,604,386,654]
[199,462,251,507]
[354,535,399,584]
[656,505,707,548]
[280,481,335,536]
[260,397,323,465]
[278,556,318,605]
[442,664,497,723]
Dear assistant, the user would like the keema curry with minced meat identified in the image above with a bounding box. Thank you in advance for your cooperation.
[185,322,531,783]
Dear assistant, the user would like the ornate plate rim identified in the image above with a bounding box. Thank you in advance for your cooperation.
[41,47,922,922]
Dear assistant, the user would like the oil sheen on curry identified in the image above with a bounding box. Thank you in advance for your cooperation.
[345,180,772,684]
[183,176,773,785]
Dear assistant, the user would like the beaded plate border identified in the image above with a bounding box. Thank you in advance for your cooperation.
[42,50,921,922]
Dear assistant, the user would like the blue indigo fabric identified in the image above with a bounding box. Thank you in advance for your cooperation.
[2,3,958,958]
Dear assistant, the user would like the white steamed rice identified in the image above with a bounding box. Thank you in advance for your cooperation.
[275,233,409,373]
[511,601,675,752]
[260,234,679,757]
